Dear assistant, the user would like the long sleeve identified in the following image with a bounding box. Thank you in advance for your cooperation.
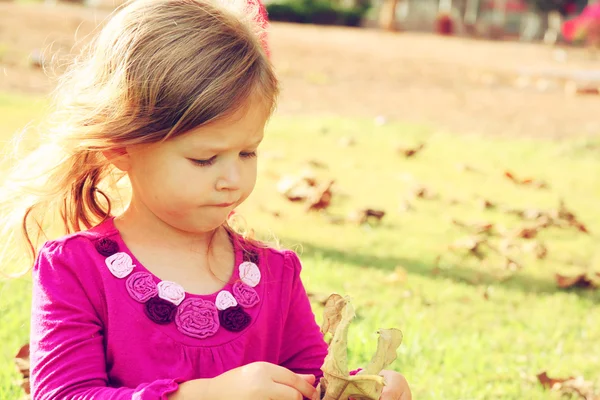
[30,241,179,400]
[278,251,328,379]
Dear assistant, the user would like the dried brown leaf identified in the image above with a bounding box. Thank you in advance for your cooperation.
[348,209,386,225]
[14,344,30,395]
[396,143,425,158]
[504,171,548,189]
[555,273,600,289]
[320,294,347,340]
[318,296,403,400]
[307,180,335,212]
[452,220,495,236]
[537,372,599,399]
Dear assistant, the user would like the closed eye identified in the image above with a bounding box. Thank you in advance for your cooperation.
[240,151,257,159]
[189,151,257,167]
[190,156,217,166]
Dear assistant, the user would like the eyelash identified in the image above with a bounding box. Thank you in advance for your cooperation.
[191,151,257,167]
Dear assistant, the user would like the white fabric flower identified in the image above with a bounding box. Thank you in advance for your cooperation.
[215,290,238,310]
[158,281,186,306]
[105,252,135,279]
[239,262,261,287]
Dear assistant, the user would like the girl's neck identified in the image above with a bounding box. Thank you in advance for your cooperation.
[114,207,223,256]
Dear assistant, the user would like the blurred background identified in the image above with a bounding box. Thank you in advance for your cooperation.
[1,0,599,399]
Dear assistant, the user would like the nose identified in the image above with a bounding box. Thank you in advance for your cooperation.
[215,160,241,191]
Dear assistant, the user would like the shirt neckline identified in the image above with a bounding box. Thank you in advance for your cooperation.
[100,216,244,299]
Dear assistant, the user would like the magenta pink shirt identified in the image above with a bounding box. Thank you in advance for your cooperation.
[30,217,328,399]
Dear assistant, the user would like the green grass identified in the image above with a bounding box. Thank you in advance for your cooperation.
[1,91,600,399]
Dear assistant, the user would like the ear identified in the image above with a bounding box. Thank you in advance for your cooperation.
[102,148,131,172]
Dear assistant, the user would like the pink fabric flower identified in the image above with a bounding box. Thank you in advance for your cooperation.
[233,281,259,308]
[126,272,158,303]
[215,290,238,311]
[158,281,186,306]
[175,298,220,339]
[105,252,135,278]
[239,261,261,287]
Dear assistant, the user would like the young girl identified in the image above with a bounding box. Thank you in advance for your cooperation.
[1,1,411,399]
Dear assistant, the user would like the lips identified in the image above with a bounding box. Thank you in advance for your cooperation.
[214,202,234,207]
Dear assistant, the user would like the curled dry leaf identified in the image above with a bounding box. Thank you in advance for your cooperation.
[320,294,347,344]
[537,371,599,400]
[277,175,314,202]
[14,343,30,395]
[449,236,489,259]
[452,220,495,236]
[411,186,437,200]
[477,198,496,210]
[504,171,548,189]
[396,143,425,158]
[307,180,335,212]
[555,272,600,289]
[318,295,403,400]
[347,209,386,225]
[514,226,540,239]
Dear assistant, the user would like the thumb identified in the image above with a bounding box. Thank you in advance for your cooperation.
[298,374,316,385]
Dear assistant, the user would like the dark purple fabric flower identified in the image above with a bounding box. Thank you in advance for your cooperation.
[219,306,251,332]
[243,249,259,264]
[232,281,259,308]
[145,296,177,325]
[175,298,219,339]
[126,272,158,303]
[95,238,119,257]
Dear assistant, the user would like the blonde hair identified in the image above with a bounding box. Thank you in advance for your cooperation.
[0,0,278,275]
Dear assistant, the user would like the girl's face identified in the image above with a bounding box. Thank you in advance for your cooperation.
[124,99,269,234]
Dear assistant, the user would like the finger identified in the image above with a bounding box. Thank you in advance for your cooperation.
[272,369,317,399]
[297,374,316,385]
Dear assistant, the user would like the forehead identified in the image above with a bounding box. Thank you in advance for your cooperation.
[177,98,270,150]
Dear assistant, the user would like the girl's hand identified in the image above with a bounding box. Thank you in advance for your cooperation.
[379,369,412,400]
[207,361,318,400]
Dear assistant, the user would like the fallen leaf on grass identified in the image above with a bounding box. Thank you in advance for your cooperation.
[477,198,496,210]
[504,171,548,189]
[307,180,335,212]
[557,200,590,234]
[537,372,599,400]
[502,200,589,235]
[449,236,489,259]
[411,186,437,200]
[452,220,495,236]
[347,209,386,225]
[277,175,315,202]
[514,226,540,239]
[396,143,425,158]
[317,295,403,400]
[14,344,30,395]
[555,272,600,289]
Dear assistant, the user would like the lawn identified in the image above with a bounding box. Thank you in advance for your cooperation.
[0,91,599,399]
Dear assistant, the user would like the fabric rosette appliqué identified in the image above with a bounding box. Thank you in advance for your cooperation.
[95,237,262,339]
